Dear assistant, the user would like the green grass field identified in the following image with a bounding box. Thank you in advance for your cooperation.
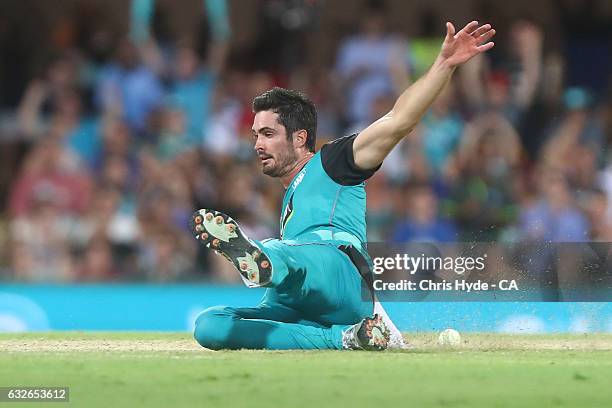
[1,332,611,408]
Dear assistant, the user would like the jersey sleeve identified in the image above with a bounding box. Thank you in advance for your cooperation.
[320,134,381,186]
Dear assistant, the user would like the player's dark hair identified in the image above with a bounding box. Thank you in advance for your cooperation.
[252,87,317,152]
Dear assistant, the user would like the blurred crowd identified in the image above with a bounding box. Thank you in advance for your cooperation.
[0,0,610,283]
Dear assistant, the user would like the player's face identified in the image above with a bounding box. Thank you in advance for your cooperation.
[252,111,298,177]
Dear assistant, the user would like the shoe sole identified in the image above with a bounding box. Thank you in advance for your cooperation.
[191,209,272,286]
[360,314,391,351]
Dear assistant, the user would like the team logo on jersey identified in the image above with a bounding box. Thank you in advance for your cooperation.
[280,193,294,238]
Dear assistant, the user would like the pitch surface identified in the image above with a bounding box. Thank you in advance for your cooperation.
[1,332,611,407]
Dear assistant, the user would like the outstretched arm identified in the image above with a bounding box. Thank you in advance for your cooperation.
[353,21,496,170]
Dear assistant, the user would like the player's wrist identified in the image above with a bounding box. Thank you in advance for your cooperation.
[431,55,456,75]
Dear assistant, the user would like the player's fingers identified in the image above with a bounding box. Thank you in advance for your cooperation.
[472,24,491,38]
[479,29,496,44]
[462,21,479,35]
[445,22,456,39]
[477,42,495,52]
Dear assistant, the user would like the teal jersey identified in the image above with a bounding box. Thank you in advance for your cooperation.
[279,134,379,248]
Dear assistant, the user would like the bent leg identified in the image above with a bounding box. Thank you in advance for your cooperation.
[193,305,348,350]
[258,240,373,326]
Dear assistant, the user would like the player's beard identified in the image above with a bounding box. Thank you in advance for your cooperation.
[261,148,298,178]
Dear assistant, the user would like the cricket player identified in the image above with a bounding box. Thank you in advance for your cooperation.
[192,21,495,350]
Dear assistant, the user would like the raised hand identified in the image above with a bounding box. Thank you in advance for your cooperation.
[439,21,496,67]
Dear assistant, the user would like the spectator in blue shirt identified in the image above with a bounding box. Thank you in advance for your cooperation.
[392,184,457,243]
[95,38,164,135]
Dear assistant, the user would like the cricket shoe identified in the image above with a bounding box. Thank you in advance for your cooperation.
[342,314,391,351]
[374,301,411,349]
[191,209,272,287]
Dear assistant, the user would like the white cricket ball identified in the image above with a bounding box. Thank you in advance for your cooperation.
[438,328,462,347]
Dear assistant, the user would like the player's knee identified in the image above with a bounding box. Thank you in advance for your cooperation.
[193,306,234,350]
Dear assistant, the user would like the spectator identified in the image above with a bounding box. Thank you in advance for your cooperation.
[77,235,120,281]
[95,38,164,134]
[153,107,192,162]
[9,193,77,282]
[519,170,590,242]
[447,112,522,240]
[419,81,463,175]
[583,189,612,242]
[168,41,226,145]
[9,139,92,218]
[334,0,409,129]
[392,184,457,243]
[459,21,543,126]
[137,226,196,282]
